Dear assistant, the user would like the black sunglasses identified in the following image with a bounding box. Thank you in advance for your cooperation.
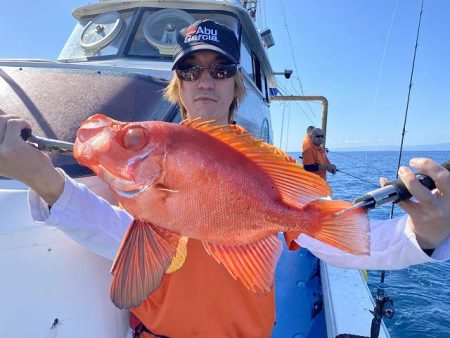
[314,135,324,138]
[175,64,240,81]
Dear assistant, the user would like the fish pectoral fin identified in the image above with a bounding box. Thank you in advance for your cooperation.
[165,236,188,274]
[110,219,180,309]
[203,235,282,294]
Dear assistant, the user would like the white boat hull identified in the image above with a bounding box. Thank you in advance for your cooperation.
[0,181,129,338]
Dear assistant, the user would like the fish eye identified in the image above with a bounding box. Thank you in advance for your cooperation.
[117,126,149,151]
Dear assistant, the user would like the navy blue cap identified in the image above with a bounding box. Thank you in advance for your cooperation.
[172,20,240,70]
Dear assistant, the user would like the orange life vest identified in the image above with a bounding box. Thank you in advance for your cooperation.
[302,143,330,180]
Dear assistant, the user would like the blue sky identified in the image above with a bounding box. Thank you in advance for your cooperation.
[1,1,449,151]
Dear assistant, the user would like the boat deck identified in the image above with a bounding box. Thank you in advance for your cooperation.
[273,238,326,337]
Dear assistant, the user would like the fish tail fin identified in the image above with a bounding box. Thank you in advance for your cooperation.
[110,219,180,309]
[287,200,370,255]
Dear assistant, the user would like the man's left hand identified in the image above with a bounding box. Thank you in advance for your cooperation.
[381,158,450,249]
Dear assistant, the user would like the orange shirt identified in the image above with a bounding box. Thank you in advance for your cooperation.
[302,135,311,152]
[131,239,275,338]
[302,142,330,180]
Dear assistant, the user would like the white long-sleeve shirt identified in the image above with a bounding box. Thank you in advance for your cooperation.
[29,174,450,268]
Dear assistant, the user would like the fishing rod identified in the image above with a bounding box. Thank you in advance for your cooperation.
[335,169,379,188]
[20,129,74,154]
[335,157,449,337]
[336,159,450,215]
[368,1,424,337]
[298,154,378,187]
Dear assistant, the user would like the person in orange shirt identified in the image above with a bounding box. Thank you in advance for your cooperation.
[302,125,315,151]
[302,128,336,180]
[128,22,275,337]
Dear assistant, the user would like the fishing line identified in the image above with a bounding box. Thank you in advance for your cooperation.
[330,151,388,175]
[335,169,379,188]
[285,103,291,152]
[279,101,286,148]
[289,78,319,119]
[277,81,316,124]
[364,0,399,171]
[278,0,316,118]
[371,2,425,338]
[296,152,378,186]
[288,75,318,119]
[261,0,268,30]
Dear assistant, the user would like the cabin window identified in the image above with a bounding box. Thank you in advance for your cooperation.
[253,54,262,91]
[240,39,254,81]
[126,9,239,60]
[261,74,268,102]
[240,37,268,100]
[58,9,240,63]
[58,10,135,61]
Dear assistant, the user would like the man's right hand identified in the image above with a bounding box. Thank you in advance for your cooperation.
[0,114,65,206]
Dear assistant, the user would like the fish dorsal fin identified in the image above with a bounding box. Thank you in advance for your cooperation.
[182,120,331,206]
[203,235,282,294]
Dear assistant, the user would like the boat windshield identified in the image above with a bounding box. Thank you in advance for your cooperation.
[58,8,240,63]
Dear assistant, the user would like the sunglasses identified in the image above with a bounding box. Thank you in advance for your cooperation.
[175,64,240,81]
[314,135,324,138]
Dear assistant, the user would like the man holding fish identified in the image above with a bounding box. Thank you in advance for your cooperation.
[0,20,449,338]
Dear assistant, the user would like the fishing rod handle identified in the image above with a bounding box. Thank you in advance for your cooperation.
[388,160,450,202]
[20,128,74,154]
[20,128,32,141]
[355,160,450,209]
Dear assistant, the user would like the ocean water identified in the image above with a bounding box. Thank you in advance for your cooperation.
[289,151,450,338]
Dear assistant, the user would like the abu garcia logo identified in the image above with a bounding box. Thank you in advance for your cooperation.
[185,25,219,43]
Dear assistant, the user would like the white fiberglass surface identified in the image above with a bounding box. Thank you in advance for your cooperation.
[0,179,129,338]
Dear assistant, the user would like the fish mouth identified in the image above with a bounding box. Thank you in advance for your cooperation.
[97,150,154,199]
[99,164,148,199]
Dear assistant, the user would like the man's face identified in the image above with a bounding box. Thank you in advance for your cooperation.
[178,51,235,125]
[311,129,325,146]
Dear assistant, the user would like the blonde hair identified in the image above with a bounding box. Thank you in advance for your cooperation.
[163,71,246,123]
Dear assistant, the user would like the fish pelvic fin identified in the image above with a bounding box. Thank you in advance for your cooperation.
[165,236,188,274]
[182,120,331,205]
[203,235,282,294]
[110,219,180,309]
[287,200,370,255]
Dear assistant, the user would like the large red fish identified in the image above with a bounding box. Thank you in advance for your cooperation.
[73,114,369,309]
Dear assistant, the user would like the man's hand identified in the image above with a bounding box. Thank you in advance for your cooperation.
[0,114,65,206]
[327,164,337,175]
[380,158,450,249]
[318,163,336,174]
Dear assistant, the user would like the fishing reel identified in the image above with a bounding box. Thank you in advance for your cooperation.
[370,285,395,338]
[371,286,395,319]
[373,295,395,320]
